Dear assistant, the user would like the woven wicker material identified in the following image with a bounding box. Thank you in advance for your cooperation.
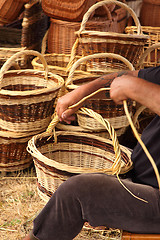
[27,130,132,201]
[41,0,97,22]
[125,27,160,68]
[140,0,160,27]
[66,53,135,130]
[0,50,64,132]
[0,130,34,172]
[0,0,28,25]
[47,11,119,55]
[70,0,148,70]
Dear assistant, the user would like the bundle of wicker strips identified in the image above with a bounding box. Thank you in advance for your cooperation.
[27,107,133,202]
[0,49,64,172]
[66,52,135,131]
[68,0,148,72]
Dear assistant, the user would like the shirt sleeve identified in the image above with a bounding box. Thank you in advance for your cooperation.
[138,66,160,85]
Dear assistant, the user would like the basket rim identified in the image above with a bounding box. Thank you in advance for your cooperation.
[77,30,149,40]
[0,69,64,96]
[27,130,132,174]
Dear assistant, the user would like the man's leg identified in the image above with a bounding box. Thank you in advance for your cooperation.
[26,173,160,240]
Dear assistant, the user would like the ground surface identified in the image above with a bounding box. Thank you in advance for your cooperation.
[0,168,121,240]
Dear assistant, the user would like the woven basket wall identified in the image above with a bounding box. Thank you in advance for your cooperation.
[47,13,119,55]
[41,0,97,22]
[0,128,43,172]
[140,0,160,27]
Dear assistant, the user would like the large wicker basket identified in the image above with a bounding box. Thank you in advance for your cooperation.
[125,26,160,68]
[70,0,148,71]
[27,108,133,202]
[66,53,135,130]
[0,49,64,132]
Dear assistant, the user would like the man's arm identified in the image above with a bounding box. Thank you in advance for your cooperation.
[110,74,160,116]
[56,70,139,123]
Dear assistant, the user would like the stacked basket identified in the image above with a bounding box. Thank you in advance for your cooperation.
[0,50,64,172]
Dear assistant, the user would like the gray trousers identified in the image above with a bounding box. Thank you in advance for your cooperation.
[32,173,160,240]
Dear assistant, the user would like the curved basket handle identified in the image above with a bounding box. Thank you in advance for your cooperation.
[136,43,160,68]
[78,0,142,35]
[0,49,49,82]
[66,53,135,88]
[46,106,129,175]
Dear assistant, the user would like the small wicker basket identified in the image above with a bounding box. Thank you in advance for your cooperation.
[27,108,132,202]
[125,26,160,68]
[66,53,135,130]
[0,49,64,132]
[70,0,148,71]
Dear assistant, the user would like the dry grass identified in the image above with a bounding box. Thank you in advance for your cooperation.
[0,167,122,240]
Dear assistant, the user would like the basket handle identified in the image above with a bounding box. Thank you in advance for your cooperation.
[78,0,142,35]
[0,49,49,82]
[136,43,160,68]
[66,52,135,89]
[46,106,127,175]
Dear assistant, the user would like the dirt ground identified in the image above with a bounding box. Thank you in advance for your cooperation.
[0,167,122,240]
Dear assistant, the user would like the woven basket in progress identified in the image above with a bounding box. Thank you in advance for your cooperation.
[27,124,132,202]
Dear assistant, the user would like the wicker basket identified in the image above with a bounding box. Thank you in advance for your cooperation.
[27,108,132,202]
[66,53,135,130]
[0,128,44,172]
[0,0,29,25]
[0,0,48,68]
[47,7,119,55]
[70,0,148,71]
[0,49,64,132]
[125,27,160,68]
